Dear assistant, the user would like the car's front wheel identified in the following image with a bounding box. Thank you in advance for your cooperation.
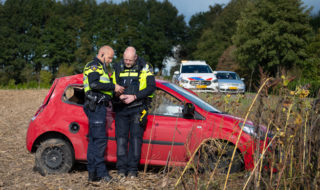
[35,138,74,175]
[195,140,244,174]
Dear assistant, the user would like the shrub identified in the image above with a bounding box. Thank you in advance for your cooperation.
[40,70,53,86]
[288,78,320,97]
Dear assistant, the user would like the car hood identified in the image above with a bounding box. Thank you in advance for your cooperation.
[179,73,215,81]
[209,113,268,133]
[209,112,243,122]
[218,79,244,84]
[220,114,250,124]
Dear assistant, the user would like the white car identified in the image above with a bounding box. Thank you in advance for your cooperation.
[214,71,246,94]
[172,61,218,92]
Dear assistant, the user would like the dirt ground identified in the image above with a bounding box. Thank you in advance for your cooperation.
[0,90,178,190]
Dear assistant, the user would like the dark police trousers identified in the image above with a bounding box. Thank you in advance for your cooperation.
[115,106,144,174]
[84,104,108,178]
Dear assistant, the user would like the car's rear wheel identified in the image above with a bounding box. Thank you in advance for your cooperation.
[195,140,244,174]
[35,138,74,175]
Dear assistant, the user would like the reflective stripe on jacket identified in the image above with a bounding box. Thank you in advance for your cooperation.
[112,62,154,98]
[83,61,113,97]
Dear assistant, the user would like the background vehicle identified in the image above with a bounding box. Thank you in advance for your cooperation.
[214,71,246,94]
[26,74,268,175]
[172,60,218,92]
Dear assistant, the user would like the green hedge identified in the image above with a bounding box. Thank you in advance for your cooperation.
[0,80,51,89]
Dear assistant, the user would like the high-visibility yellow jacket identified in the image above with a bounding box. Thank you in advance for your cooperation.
[112,57,155,101]
[83,57,114,98]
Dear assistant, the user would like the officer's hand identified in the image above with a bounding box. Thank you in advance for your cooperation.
[115,84,125,94]
[122,95,137,104]
[119,94,127,101]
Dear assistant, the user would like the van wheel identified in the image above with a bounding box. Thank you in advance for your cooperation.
[195,141,244,174]
[35,138,74,175]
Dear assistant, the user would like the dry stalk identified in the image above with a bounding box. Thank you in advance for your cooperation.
[269,145,276,186]
[223,78,271,190]
[290,145,293,186]
[258,121,272,185]
[163,149,171,174]
[313,151,320,189]
[162,114,180,189]
[303,111,309,175]
[242,134,278,190]
[181,177,189,190]
[205,141,231,190]
[275,140,295,190]
[284,103,293,135]
[277,113,304,189]
[254,87,266,190]
[175,138,215,187]
[143,113,157,175]
[167,116,179,167]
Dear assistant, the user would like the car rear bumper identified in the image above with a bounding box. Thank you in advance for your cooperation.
[26,121,37,152]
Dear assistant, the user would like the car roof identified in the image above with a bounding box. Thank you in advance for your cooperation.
[155,78,169,84]
[56,74,168,86]
[181,61,207,65]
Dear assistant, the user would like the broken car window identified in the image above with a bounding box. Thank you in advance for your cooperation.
[149,89,183,117]
[62,85,85,105]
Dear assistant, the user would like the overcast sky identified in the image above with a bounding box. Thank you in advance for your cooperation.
[100,0,320,23]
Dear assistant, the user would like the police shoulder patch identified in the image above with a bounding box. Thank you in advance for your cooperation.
[90,65,98,71]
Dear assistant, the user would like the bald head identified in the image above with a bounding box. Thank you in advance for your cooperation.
[123,46,137,68]
[97,45,114,66]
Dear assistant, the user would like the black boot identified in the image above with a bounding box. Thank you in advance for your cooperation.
[100,174,115,183]
[88,172,99,182]
[127,172,137,179]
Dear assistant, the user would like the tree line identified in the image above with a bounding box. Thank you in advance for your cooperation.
[181,0,320,94]
[0,0,186,87]
[0,0,319,93]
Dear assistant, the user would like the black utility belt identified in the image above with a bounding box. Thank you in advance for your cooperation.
[127,100,143,108]
[114,100,144,109]
[85,93,110,103]
[84,93,111,111]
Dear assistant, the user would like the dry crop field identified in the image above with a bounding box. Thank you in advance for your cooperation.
[0,89,247,190]
[0,90,177,190]
[0,82,319,190]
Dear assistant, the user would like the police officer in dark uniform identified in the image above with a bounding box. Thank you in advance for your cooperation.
[83,45,124,182]
[112,46,155,179]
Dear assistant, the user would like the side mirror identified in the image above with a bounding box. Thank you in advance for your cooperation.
[174,71,180,75]
[182,103,195,119]
[213,79,218,83]
[241,78,244,81]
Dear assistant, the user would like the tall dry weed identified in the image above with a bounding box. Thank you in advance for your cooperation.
[173,68,320,190]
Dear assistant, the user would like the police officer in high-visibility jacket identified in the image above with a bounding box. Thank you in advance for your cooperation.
[83,45,124,182]
[112,46,155,179]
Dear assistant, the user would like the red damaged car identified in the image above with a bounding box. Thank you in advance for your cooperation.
[26,74,271,174]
